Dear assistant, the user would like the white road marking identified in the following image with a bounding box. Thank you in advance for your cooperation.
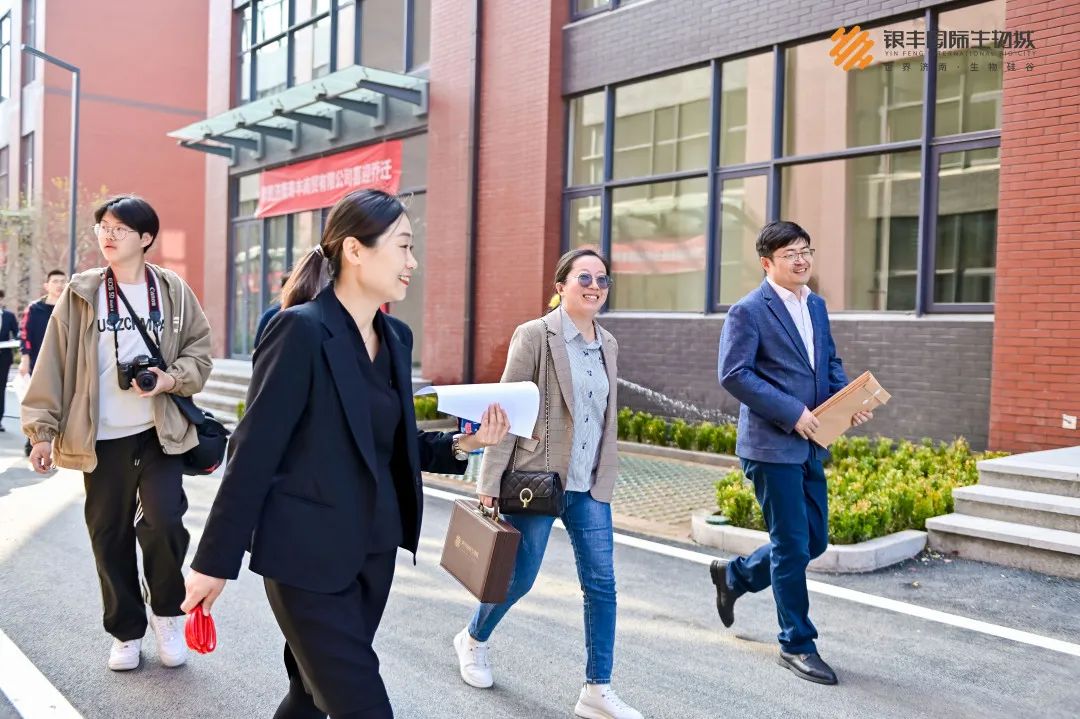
[0,628,82,718]
[423,485,1080,659]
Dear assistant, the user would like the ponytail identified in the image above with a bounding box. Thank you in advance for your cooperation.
[281,247,328,309]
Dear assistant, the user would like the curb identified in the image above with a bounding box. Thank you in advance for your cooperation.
[617,441,740,469]
[690,510,927,573]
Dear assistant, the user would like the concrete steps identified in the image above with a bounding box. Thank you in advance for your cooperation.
[928,446,1080,579]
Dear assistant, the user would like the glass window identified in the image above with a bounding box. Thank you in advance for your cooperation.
[388,192,426,365]
[785,16,926,156]
[935,0,1005,136]
[337,0,357,68]
[613,67,710,180]
[256,0,287,42]
[231,220,262,356]
[781,151,921,311]
[610,177,708,311]
[573,0,610,15]
[717,175,769,305]
[412,0,430,68]
[293,17,332,83]
[266,215,288,303]
[568,92,605,186]
[0,15,10,100]
[362,0,405,72]
[719,53,774,166]
[238,174,260,217]
[239,5,253,102]
[255,39,288,98]
[290,210,322,260]
[568,195,602,251]
[934,146,998,304]
[296,0,331,23]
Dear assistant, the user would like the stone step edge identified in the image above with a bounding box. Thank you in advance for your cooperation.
[926,513,1080,556]
[953,485,1080,517]
[690,509,926,573]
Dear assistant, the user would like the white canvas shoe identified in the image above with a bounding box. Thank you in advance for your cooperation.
[453,627,493,688]
[108,638,142,671]
[149,614,188,667]
[574,683,644,719]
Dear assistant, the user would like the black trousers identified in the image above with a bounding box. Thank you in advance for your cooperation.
[83,428,189,641]
[0,354,11,424]
[265,551,398,719]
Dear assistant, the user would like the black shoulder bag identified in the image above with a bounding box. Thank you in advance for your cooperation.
[114,279,230,476]
[499,320,565,516]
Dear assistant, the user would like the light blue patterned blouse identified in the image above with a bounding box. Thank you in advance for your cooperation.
[560,306,610,493]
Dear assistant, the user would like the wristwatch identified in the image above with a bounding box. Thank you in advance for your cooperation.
[451,434,469,461]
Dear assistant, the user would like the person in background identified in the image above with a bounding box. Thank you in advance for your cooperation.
[18,269,67,453]
[21,195,212,671]
[254,272,291,350]
[711,220,871,686]
[0,290,19,430]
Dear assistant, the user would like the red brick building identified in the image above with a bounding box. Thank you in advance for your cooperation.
[0,0,209,303]
[183,0,1078,453]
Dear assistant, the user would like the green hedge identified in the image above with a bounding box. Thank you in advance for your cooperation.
[616,409,1008,545]
[414,395,441,422]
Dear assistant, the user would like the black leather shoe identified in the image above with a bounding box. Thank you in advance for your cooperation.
[709,560,737,628]
[777,651,838,685]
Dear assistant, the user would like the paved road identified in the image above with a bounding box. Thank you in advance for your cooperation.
[1,403,1079,718]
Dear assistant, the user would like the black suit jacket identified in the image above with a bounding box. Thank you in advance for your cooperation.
[192,287,466,593]
[0,309,17,362]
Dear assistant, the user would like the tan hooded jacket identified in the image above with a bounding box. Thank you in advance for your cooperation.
[21,263,213,472]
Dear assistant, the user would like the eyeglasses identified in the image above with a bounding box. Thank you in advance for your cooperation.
[93,223,139,240]
[574,272,613,290]
[774,249,816,263]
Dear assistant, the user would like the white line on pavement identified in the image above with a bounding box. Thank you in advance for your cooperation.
[423,485,1080,659]
[0,628,83,718]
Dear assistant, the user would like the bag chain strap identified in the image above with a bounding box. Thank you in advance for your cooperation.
[510,320,553,474]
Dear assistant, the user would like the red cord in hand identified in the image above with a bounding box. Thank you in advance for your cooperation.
[185,604,218,654]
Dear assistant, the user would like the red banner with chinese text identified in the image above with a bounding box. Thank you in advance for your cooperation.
[254,140,403,218]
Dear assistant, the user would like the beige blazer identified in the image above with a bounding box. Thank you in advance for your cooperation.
[477,307,619,503]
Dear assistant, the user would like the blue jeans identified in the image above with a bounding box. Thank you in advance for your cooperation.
[726,458,829,655]
[468,491,617,684]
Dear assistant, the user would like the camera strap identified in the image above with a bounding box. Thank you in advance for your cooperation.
[106,266,163,365]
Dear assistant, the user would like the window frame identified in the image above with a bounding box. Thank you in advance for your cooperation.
[562,4,1003,316]
[0,13,10,101]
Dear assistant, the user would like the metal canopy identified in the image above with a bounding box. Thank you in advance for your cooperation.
[168,65,428,160]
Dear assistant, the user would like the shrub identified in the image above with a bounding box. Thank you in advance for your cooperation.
[414,395,440,422]
[715,437,1008,544]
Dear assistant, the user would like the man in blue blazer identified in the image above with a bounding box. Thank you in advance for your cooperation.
[711,220,871,685]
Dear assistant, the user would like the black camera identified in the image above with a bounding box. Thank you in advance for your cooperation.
[117,354,163,392]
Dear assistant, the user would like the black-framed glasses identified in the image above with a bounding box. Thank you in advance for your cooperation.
[774,249,816,263]
[574,272,613,290]
[93,223,139,241]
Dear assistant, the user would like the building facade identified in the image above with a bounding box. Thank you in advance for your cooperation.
[189,0,1079,453]
[0,0,209,304]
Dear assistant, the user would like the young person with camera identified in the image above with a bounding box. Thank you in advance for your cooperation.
[21,195,213,672]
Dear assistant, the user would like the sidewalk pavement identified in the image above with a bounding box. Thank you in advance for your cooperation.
[425,452,730,542]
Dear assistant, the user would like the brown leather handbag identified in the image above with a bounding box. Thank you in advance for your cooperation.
[440,499,521,604]
[499,320,564,516]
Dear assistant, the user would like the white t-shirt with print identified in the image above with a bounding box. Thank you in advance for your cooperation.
[96,280,167,440]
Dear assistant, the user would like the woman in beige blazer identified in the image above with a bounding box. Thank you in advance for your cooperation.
[452,249,643,719]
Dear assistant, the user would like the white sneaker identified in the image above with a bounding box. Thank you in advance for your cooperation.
[574,683,644,719]
[108,638,142,671]
[149,614,188,667]
[453,627,493,688]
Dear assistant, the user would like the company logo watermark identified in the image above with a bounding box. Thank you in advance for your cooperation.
[830,26,875,70]
[830,25,1040,72]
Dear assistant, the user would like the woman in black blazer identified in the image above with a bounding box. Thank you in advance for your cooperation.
[182,189,509,719]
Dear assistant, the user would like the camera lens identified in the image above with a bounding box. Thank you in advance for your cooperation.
[135,370,158,392]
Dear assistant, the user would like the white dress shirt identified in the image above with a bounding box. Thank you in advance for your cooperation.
[767,277,815,370]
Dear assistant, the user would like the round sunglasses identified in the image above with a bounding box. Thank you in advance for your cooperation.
[571,272,613,290]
